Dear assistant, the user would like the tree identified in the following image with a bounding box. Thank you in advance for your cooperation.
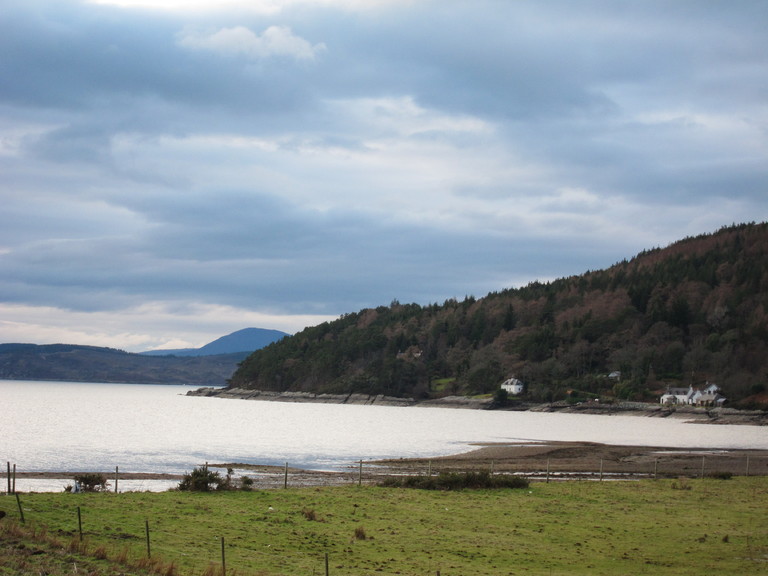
[503,304,516,331]
[493,388,509,406]
[668,295,692,333]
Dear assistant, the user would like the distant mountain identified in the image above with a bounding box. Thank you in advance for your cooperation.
[231,222,768,408]
[0,328,289,385]
[140,328,288,357]
[0,343,244,385]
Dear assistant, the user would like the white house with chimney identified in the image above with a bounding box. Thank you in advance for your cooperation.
[660,383,725,407]
[501,377,524,395]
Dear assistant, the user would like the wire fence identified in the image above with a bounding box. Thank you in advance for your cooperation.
[3,450,768,496]
[2,456,767,576]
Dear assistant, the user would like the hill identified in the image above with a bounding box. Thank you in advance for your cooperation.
[0,328,289,385]
[0,343,245,385]
[230,222,768,407]
[140,327,287,356]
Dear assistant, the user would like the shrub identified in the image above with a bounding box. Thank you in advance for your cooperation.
[671,477,692,490]
[706,471,733,480]
[177,466,224,491]
[378,471,529,491]
[354,526,367,540]
[71,473,109,492]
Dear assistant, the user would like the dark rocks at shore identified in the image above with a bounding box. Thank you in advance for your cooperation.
[187,387,768,424]
[187,387,492,409]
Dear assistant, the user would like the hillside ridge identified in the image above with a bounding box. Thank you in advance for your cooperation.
[140,327,287,356]
[0,328,285,385]
[230,222,768,408]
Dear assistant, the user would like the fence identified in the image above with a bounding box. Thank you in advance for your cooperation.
[2,458,767,576]
[3,450,768,497]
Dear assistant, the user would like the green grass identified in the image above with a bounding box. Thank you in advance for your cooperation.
[2,477,767,575]
[430,377,456,393]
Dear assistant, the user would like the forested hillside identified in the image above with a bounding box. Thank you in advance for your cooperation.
[231,223,768,406]
[0,344,245,385]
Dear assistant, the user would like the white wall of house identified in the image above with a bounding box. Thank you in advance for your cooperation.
[660,383,725,406]
[501,377,524,395]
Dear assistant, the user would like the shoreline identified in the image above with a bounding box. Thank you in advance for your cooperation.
[188,387,768,425]
[371,441,768,478]
[5,471,183,481]
[6,441,768,485]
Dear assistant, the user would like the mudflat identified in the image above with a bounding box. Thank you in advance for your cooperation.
[373,441,767,479]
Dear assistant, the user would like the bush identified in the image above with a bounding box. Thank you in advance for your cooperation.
[178,466,225,491]
[493,388,509,407]
[378,471,529,491]
[706,471,733,480]
[671,477,692,491]
[67,473,108,492]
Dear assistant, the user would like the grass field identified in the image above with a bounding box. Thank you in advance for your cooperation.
[2,477,767,575]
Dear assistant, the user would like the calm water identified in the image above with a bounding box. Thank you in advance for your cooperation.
[3,380,768,490]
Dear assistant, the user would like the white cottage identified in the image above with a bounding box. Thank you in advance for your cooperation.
[660,383,726,406]
[659,386,695,405]
[501,377,524,395]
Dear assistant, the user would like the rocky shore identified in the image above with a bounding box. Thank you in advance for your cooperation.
[187,386,768,425]
[187,386,492,409]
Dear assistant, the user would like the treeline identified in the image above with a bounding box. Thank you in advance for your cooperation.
[231,222,768,406]
[0,344,246,385]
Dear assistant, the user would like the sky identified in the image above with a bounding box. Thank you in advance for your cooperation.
[1,0,767,352]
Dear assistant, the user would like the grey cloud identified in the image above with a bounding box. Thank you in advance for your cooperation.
[2,2,322,132]
[0,0,766,346]
[1,176,592,315]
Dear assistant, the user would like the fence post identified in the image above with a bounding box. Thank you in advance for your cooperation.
[700,456,706,479]
[325,552,329,576]
[145,519,151,558]
[546,459,550,484]
[599,459,603,481]
[284,463,288,489]
[15,493,24,524]
[115,466,119,494]
[221,536,226,575]
[6,462,10,495]
[358,460,363,487]
[12,464,16,495]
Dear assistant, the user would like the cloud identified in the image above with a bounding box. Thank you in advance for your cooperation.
[0,302,333,350]
[1,0,767,351]
[327,96,491,138]
[89,0,285,11]
[177,25,326,60]
[88,0,410,13]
